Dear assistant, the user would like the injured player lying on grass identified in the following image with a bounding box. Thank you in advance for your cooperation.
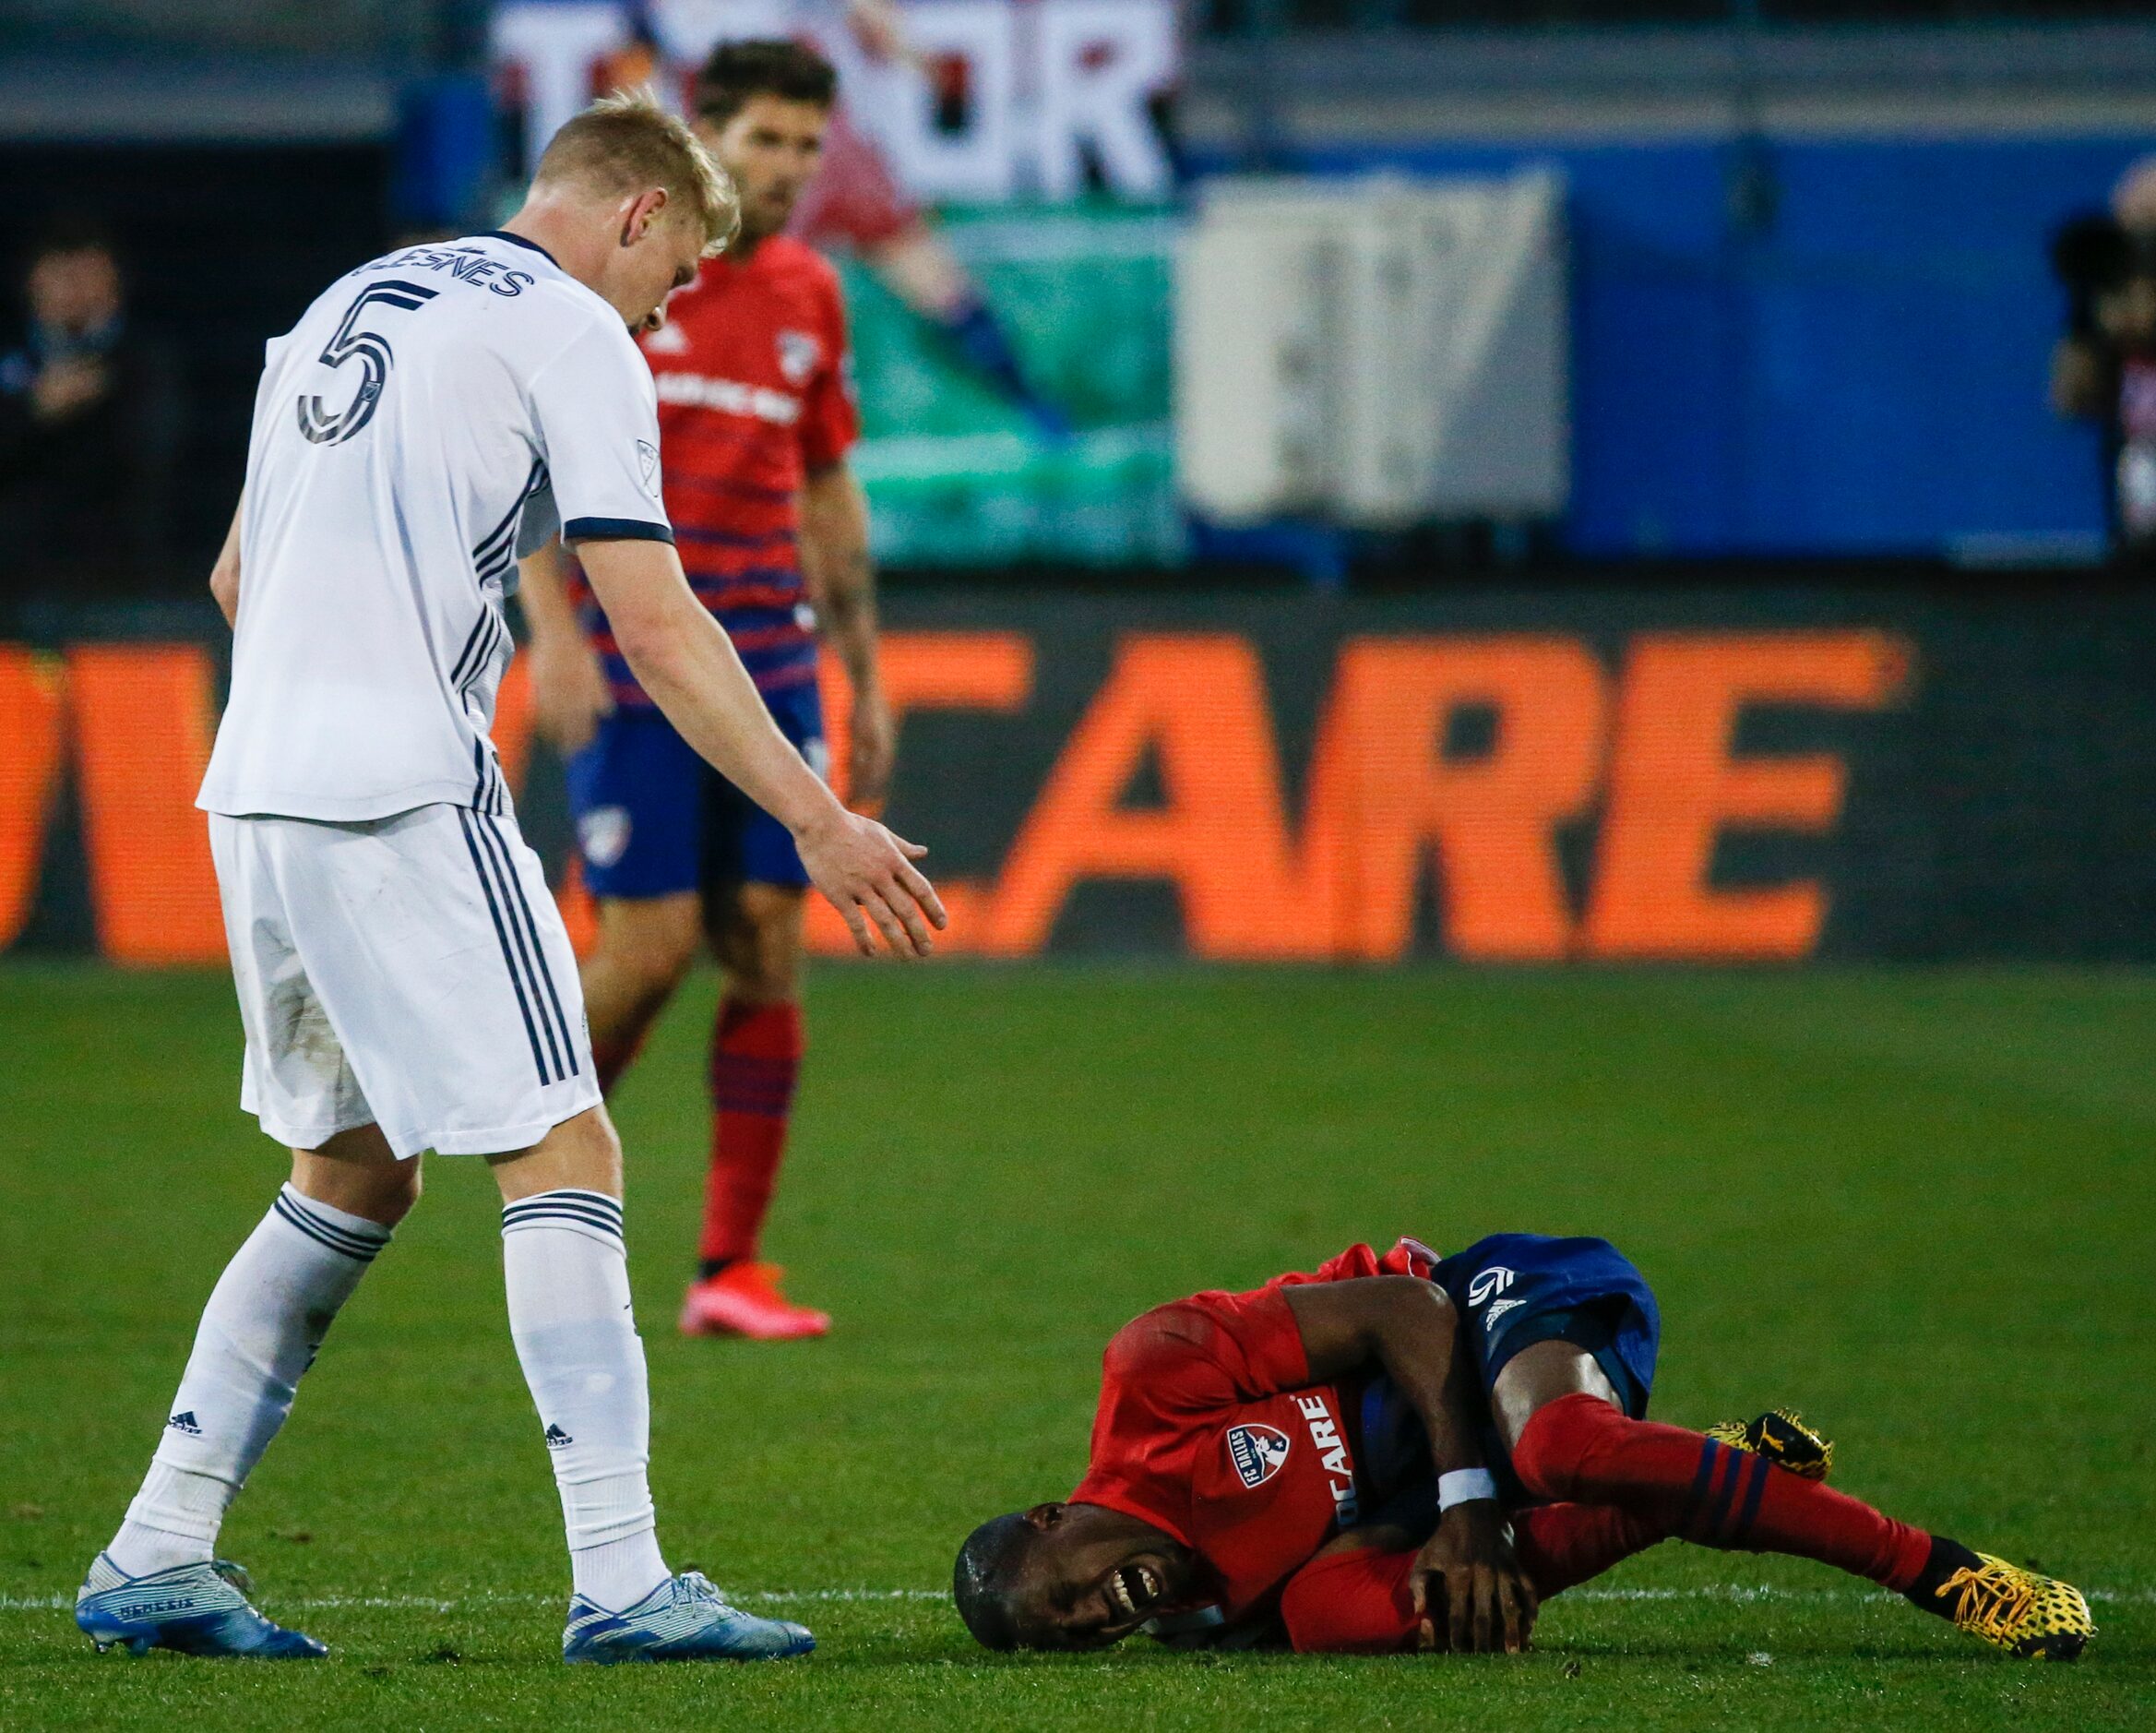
[953,1233,2092,1660]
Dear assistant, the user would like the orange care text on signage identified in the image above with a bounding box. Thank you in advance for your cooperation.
[0,630,1909,966]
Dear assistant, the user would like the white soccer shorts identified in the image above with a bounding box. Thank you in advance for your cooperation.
[209,804,599,1159]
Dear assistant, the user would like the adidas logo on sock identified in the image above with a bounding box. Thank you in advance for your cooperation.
[544,1423,574,1449]
[166,1411,203,1436]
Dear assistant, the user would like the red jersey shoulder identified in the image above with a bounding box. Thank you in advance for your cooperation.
[642,240,845,378]
[1102,1286,1310,1410]
[753,234,845,300]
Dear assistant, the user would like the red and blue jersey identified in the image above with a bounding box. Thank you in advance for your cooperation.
[1073,1235,1662,1646]
[1072,1239,1438,1633]
[571,234,857,705]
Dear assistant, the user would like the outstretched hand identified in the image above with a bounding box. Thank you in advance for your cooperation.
[796,807,947,958]
[1410,1502,1538,1655]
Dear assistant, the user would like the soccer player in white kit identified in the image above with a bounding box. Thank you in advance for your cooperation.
[73,90,944,1666]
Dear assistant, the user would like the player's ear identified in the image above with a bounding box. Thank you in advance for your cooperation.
[621,186,669,248]
[1022,1502,1066,1532]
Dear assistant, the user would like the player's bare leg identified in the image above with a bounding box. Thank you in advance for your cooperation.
[490,1104,813,1660]
[680,879,828,1341]
[579,891,701,1094]
[292,1122,424,1222]
[78,1125,411,1658]
[1492,1342,2091,1660]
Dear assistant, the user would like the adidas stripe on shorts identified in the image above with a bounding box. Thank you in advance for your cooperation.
[210,803,597,1159]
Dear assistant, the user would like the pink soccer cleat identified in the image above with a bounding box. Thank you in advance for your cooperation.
[679,1263,830,1341]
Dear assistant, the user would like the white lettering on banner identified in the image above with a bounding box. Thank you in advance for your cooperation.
[879,0,1021,204]
[1034,0,1177,201]
[493,2,629,165]
[491,0,1179,202]
[652,372,803,425]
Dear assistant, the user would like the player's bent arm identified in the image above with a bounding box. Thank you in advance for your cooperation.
[574,533,946,957]
[801,461,879,687]
[800,460,893,808]
[208,495,243,628]
[1283,1279,1483,1481]
[1282,1278,1536,1653]
[578,534,835,831]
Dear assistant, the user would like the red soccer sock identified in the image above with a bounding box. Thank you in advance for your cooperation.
[1511,1392,1932,1593]
[1511,1501,1671,1596]
[1277,1505,1667,1654]
[697,998,804,1271]
[1279,1546,1417,1653]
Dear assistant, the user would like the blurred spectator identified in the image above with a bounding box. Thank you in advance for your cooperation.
[0,218,184,607]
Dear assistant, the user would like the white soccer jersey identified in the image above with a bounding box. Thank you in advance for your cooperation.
[198,231,671,823]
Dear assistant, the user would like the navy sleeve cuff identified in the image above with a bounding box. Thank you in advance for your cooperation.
[563,517,674,544]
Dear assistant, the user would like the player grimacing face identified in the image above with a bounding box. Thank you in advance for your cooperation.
[697,95,829,249]
[1002,1502,1203,1651]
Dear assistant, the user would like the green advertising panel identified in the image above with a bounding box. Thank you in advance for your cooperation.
[840,207,1182,568]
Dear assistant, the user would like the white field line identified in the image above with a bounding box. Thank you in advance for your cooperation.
[0,1587,947,1614]
[5,1584,2153,1615]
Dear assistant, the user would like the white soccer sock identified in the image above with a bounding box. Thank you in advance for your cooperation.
[501,1189,670,1613]
[109,1184,391,1577]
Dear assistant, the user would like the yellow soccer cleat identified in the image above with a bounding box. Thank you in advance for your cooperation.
[1929,1553,2093,1662]
[1702,1409,1835,1481]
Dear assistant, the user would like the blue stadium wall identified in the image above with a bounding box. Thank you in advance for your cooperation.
[1198,134,2150,558]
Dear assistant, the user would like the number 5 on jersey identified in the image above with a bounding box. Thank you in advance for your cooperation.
[297,281,440,446]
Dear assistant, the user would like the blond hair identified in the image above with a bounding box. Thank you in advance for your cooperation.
[532,88,740,257]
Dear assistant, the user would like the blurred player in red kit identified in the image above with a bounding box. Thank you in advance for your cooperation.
[522,40,890,1342]
[779,0,1071,436]
[598,1,1068,434]
[954,1232,2092,1660]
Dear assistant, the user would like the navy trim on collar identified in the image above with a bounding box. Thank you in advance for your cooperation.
[486,230,559,268]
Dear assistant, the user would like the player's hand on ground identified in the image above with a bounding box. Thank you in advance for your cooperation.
[847,685,896,814]
[530,637,614,755]
[797,807,946,958]
[1411,1501,1538,1655]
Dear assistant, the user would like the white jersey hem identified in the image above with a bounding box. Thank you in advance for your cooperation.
[250,1106,385,1156]
[421,1085,602,1159]
[250,1086,599,1163]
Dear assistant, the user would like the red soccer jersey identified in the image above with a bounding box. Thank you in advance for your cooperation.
[1070,1237,1436,1635]
[572,235,858,704]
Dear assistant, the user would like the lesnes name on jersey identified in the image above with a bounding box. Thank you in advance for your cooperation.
[651,370,801,425]
[370,243,538,298]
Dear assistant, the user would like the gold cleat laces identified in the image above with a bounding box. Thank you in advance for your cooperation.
[1933,1554,2093,1661]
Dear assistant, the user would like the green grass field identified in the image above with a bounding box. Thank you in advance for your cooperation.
[3,962,2152,1729]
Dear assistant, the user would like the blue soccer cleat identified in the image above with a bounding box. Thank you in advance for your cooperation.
[562,1571,815,1664]
[75,1552,327,1659]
